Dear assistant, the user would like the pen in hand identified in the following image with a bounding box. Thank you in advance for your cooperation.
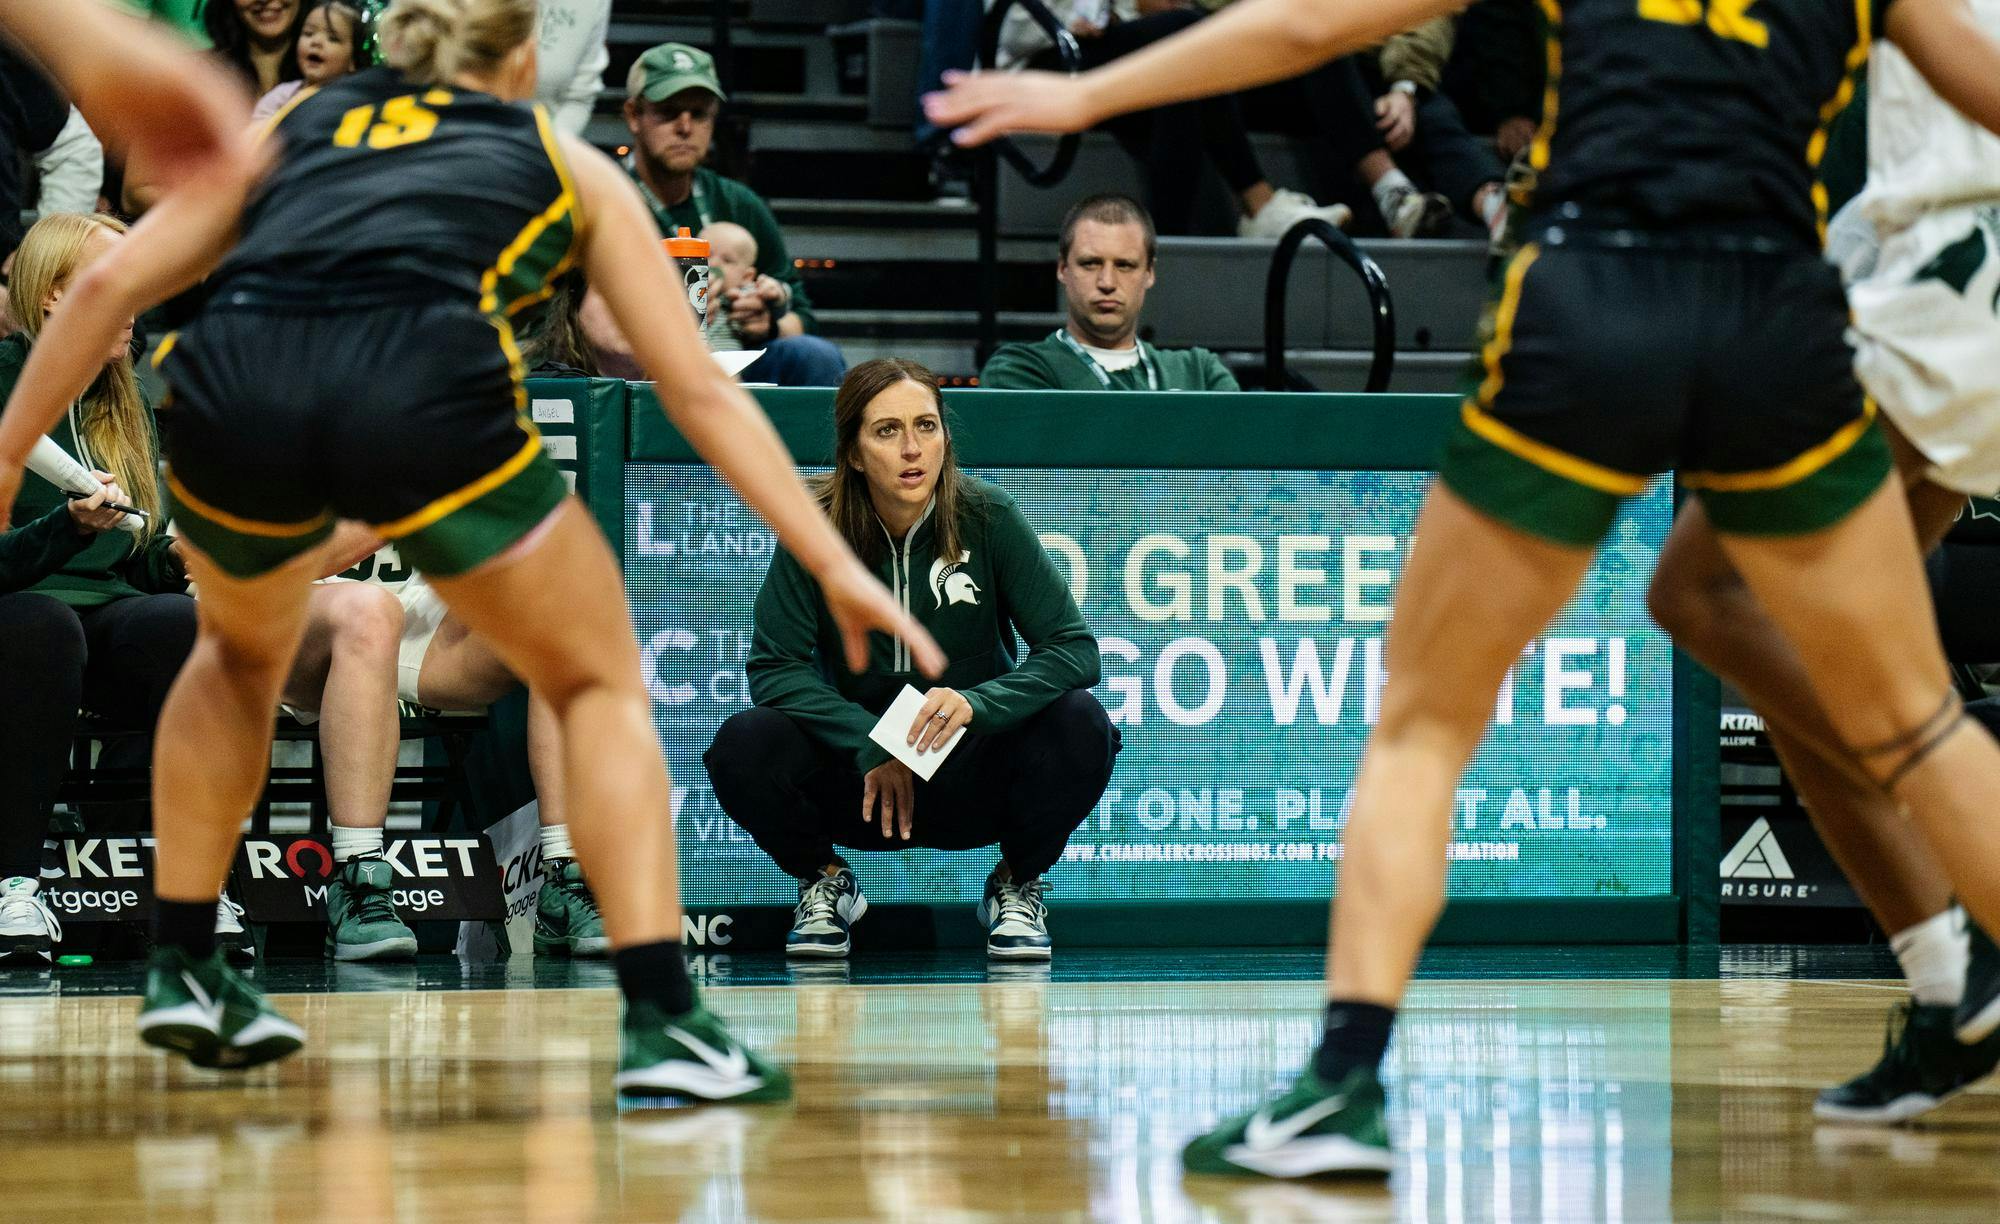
[63,490,149,519]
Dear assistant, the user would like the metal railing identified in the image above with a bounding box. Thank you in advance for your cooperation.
[1263,218,1396,393]
[974,0,1082,364]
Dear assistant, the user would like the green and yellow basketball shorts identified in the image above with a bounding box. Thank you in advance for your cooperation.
[155,298,568,579]
[1441,241,1892,548]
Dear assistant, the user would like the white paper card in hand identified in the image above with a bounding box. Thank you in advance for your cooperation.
[868,685,966,782]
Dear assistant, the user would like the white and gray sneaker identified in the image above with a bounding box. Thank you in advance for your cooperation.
[787,864,867,959]
[1239,187,1353,239]
[0,876,62,965]
[1380,182,1453,239]
[214,892,255,966]
[978,869,1052,961]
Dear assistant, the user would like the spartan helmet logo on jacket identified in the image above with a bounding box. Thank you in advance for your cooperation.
[929,551,980,608]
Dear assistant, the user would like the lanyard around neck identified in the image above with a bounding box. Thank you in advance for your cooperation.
[634,167,711,230]
[1052,329,1158,392]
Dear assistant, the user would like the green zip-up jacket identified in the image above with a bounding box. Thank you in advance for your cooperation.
[0,333,187,607]
[747,476,1099,772]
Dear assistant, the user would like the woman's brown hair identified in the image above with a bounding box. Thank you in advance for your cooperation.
[815,358,967,567]
[7,213,162,540]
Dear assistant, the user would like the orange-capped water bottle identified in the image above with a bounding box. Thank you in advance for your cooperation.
[664,227,710,327]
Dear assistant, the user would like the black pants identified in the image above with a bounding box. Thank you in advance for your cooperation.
[0,591,196,876]
[1240,55,1385,172]
[705,690,1119,883]
[1354,60,1507,222]
[1031,11,1264,236]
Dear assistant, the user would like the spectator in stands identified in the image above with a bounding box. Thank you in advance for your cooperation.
[205,0,307,96]
[0,40,69,269]
[518,270,602,376]
[252,1,369,121]
[32,110,107,219]
[0,448,135,964]
[0,213,409,963]
[699,220,760,353]
[996,2,1352,237]
[706,358,1116,960]
[979,194,1236,390]
[1439,0,1544,162]
[535,0,610,136]
[623,43,847,387]
[1360,18,1509,240]
[120,1,211,45]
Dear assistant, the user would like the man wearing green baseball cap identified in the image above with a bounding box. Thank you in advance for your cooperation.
[624,43,844,386]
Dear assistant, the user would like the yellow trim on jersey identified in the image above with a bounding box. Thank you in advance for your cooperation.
[1805,0,1873,240]
[475,108,579,318]
[1681,401,1878,492]
[167,469,331,537]
[150,331,179,370]
[1524,0,1563,187]
[1461,242,1648,498]
[1474,244,1540,409]
[492,312,529,413]
[480,107,585,320]
[1461,403,1651,496]
[373,429,543,540]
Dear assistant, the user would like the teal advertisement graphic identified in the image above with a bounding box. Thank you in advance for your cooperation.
[625,466,1674,906]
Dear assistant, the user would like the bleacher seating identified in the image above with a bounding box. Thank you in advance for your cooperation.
[588,2,1496,389]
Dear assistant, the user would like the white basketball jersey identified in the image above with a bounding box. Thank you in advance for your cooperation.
[1862,0,2000,233]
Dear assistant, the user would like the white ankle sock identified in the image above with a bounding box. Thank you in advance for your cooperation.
[1892,907,1968,1007]
[1371,169,1415,213]
[330,825,384,862]
[540,824,574,862]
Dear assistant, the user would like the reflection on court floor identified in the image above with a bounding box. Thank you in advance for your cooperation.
[0,969,1991,1221]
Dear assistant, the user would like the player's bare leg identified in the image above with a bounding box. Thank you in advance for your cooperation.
[1651,463,1997,1121]
[1715,477,2000,1050]
[137,544,318,1070]
[425,499,787,1106]
[1185,484,1596,1179]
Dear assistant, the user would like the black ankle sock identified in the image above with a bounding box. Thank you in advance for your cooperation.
[154,898,217,961]
[614,940,696,1014]
[1314,1000,1396,1082]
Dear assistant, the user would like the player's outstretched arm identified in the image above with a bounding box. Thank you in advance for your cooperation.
[561,135,945,677]
[0,173,251,506]
[0,0,255,194]
[923,0,1465,147]
[1889,0,2000,137]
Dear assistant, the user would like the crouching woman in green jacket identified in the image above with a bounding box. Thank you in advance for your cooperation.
[705,358,1118,961]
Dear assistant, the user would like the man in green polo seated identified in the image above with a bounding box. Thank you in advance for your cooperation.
[979,195,1238,392]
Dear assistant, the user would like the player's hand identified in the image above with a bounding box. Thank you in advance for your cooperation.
[65,471,126,533]
[862,759,917,841]
[908,686,973,753]
[1495,115,1538,161]
[817,556,947,677]
[1375,91,1416,151]
[925,70,1097,149]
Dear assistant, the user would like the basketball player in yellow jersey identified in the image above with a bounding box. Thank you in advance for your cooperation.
[931,0,2000,1178]
[0,0,942,1106]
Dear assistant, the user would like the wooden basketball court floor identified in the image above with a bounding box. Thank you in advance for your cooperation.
[0,948,1995,1223]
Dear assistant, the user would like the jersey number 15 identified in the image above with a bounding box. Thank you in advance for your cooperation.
[331,90,454,150]
[1638,0,1769,46]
